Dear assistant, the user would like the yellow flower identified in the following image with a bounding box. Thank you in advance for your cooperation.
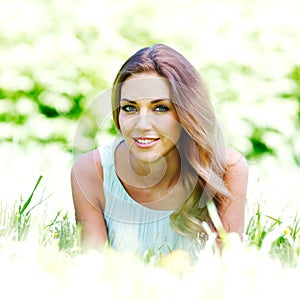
[283,228,291,235]
[159,250,190,274]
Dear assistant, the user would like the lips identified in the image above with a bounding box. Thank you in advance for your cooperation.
[133,137,160,147]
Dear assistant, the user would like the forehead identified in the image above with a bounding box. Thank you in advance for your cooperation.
[121,73,171,100]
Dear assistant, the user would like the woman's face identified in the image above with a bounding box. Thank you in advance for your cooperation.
[119,72,182,163]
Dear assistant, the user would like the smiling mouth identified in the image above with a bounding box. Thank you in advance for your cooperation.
[134,137,160,146]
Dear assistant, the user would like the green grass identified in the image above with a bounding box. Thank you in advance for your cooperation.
[1,176,300,265]
[245,203,300,267]
[0,176,299,299]
[0,176,81,254]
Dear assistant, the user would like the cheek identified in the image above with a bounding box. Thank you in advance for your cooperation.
[173,124,182,142]
[118,115,126,135]
[118,114,134,134]
[161,119,182,142]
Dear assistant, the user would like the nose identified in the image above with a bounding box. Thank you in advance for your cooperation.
[135,113,152,131]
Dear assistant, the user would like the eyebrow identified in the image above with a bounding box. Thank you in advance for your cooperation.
[120,98,171,104]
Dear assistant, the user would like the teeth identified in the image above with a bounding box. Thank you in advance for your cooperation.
[136,139,156,144]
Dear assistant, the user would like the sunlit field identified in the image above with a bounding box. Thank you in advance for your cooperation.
[1,0,300,298]
[0,173,299,299]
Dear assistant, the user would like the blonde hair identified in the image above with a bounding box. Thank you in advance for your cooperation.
[111,44,232,237]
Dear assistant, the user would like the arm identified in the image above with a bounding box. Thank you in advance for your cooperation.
[71,150,108,250]
[220,149,248,239]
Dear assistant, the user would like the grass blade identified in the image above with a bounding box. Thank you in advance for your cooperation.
[19,175,42,215]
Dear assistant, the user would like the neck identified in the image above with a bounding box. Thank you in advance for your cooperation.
[128,147,181,190]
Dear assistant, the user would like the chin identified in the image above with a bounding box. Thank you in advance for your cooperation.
[135,153,162,163]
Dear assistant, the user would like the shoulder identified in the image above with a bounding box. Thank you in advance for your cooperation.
[223,148,248,203]
[224,149,248,195]
[225,148,248,174]
[72,149,103,180]
[71,149,105,211]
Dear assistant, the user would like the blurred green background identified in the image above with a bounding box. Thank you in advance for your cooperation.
[0,0,299,214]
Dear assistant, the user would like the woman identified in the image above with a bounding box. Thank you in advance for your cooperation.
[71,44,248,256]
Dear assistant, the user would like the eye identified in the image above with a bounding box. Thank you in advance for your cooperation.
[154,105,170,112]
[121,105,137,112]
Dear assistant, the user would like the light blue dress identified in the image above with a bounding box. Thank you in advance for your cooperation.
[98,139,200,257]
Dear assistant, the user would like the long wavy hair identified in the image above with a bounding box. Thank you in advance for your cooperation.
[111,44,232,237]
